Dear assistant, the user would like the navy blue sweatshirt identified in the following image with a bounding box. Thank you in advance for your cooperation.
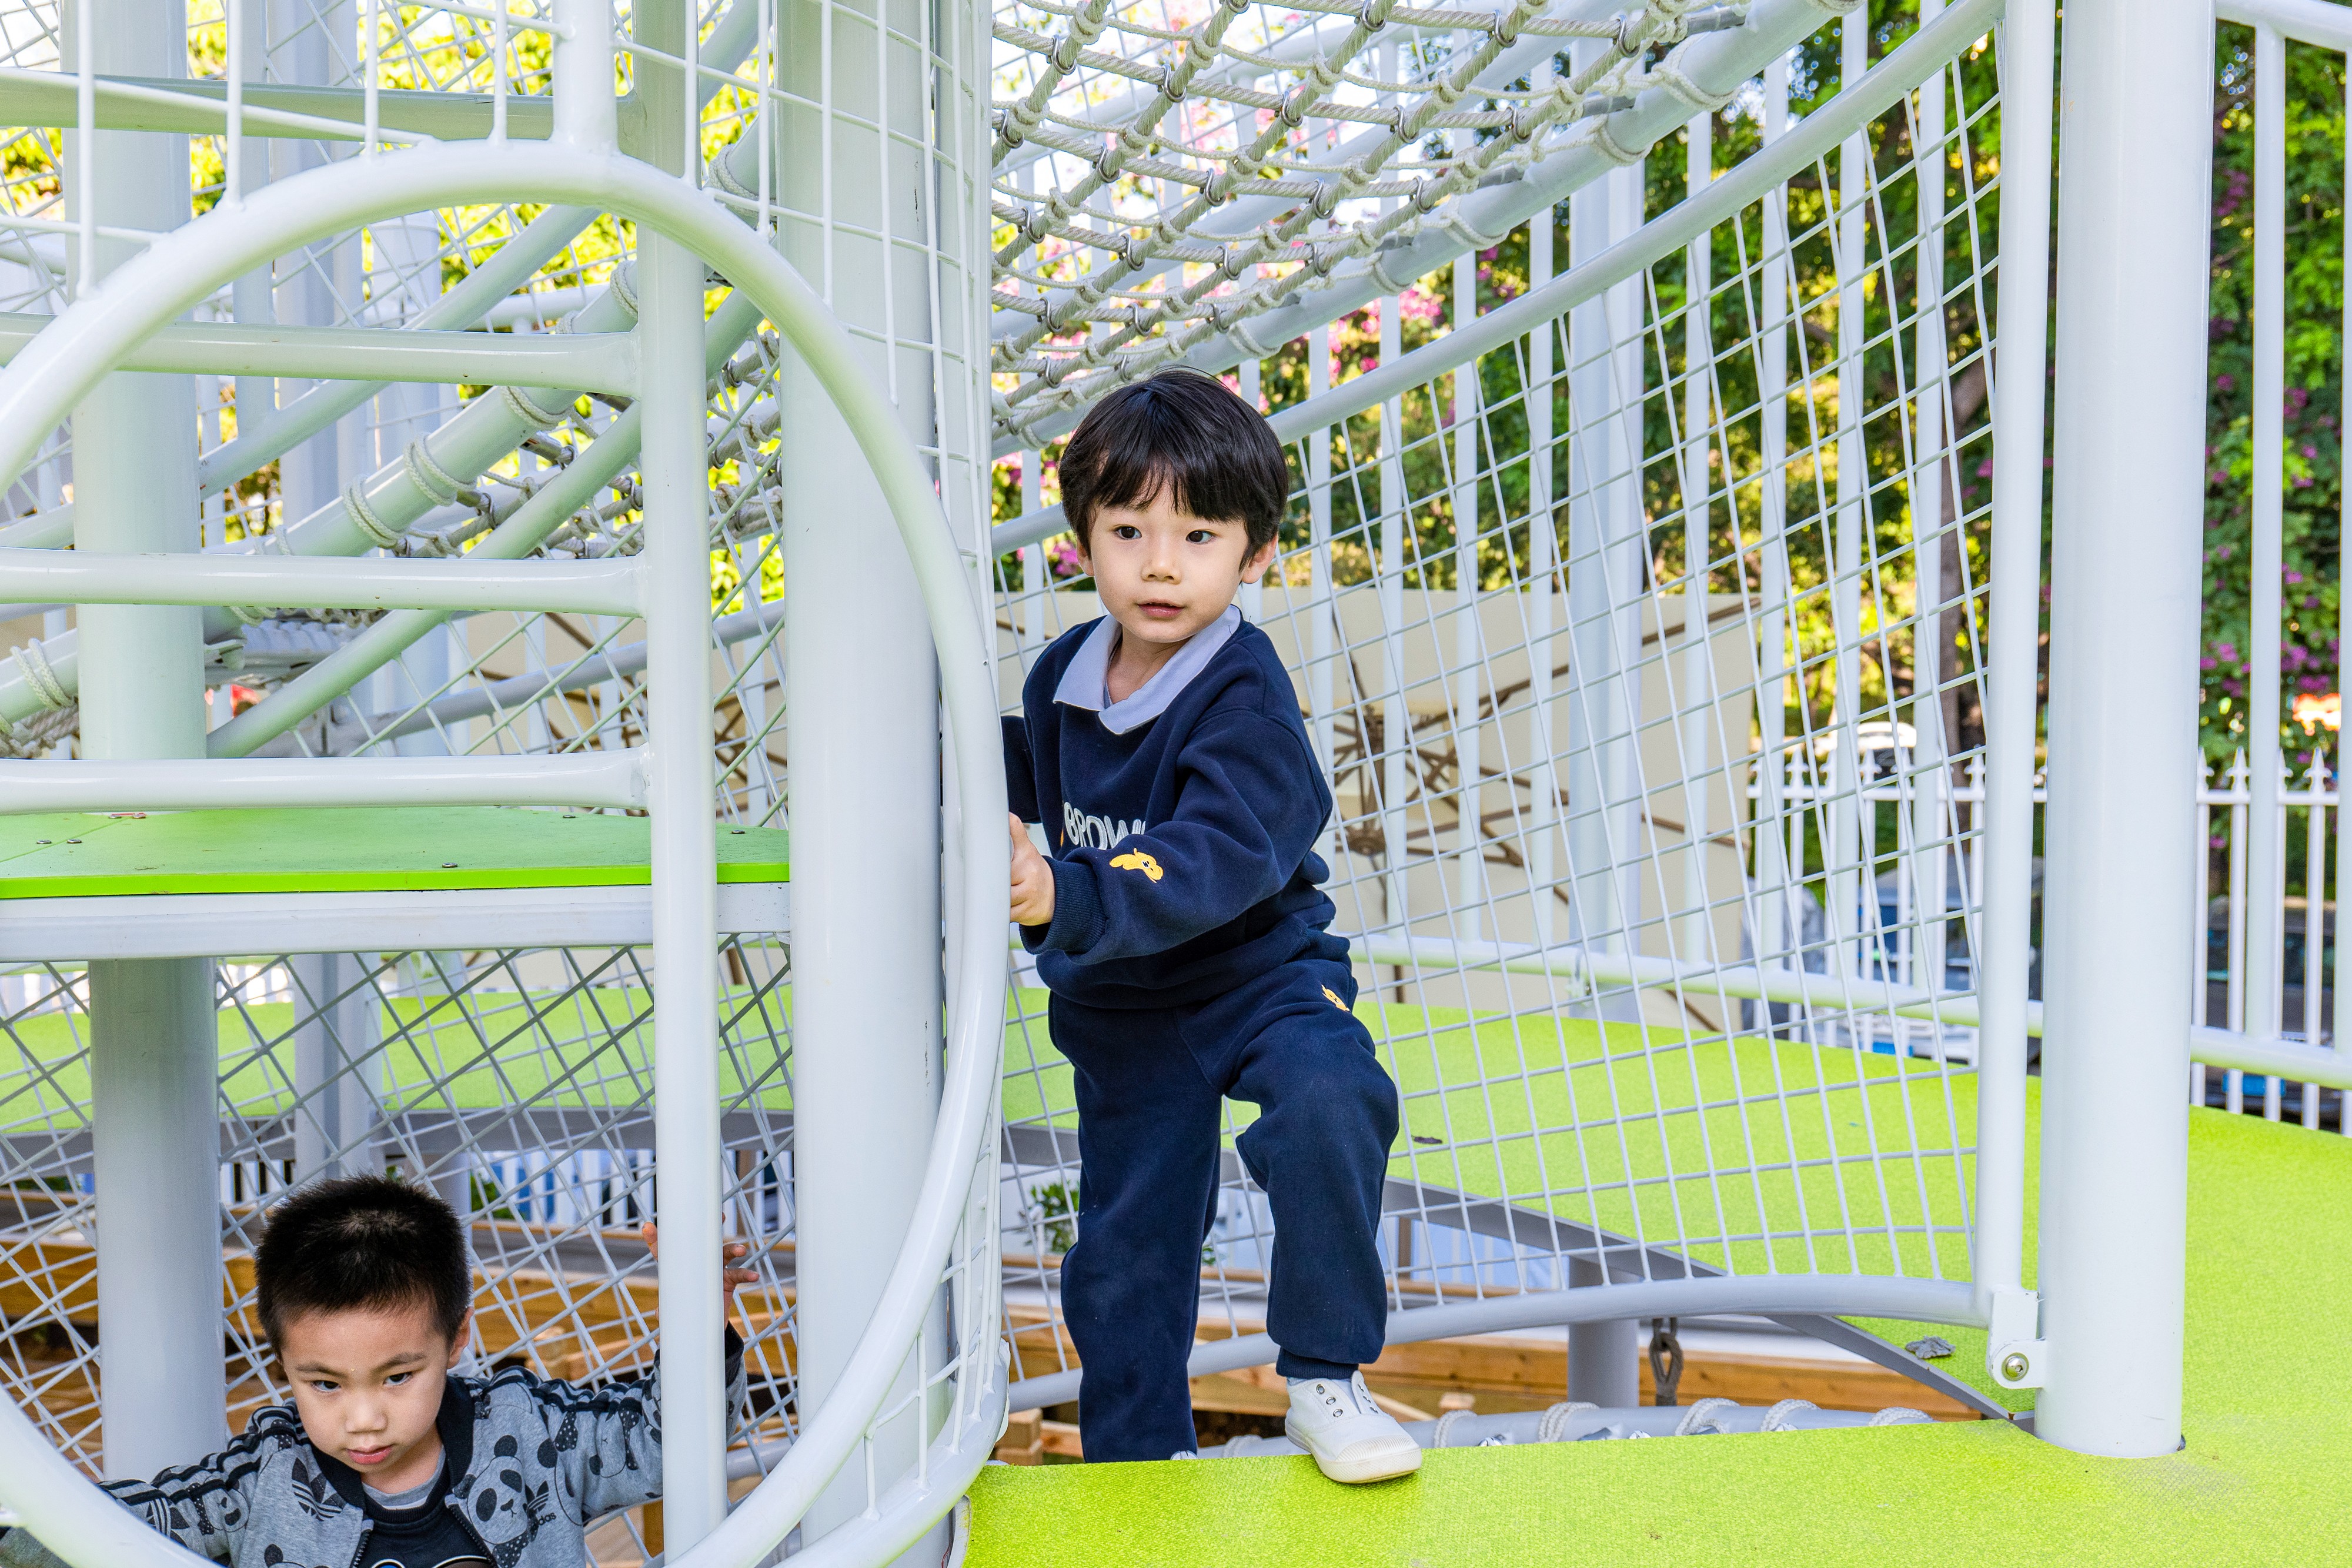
[1003,614,1340,1009]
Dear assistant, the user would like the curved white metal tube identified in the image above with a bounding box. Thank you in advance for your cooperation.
[0,752,644,811]
[1004,1274,1983,1412]
[0,138,1009,1568]
[0,1397,220,1568]
[0,549,644,616]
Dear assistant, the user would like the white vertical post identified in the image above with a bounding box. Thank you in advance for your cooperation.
[1379,295,1410,947]
[1909,9,1949,1012]
[1976,0,2052,1376]
[634,0,724,1542]
[1306,325,1337,864]
[644,223,724,1544]
[2247,21,2286,1119]
[1756,58,1793,994]
[1453,250,1483,942]
[2301,758,2324,1125]
[2339,60,2352,1106]
[1377,36,1409,951]
[2039,0,2211,1458]
[1565,37,1643,994]
[1679,111,1715,969]
[778,0,954,1547]
[290,953,382,1185]
[1527,179,1557,956]
[1828,6,1869,988]
[552,0,619,152]
[1238,346,1264,624]
[266,0,353,527]
[1562,38,1642,1400]
[71,0,222,1484]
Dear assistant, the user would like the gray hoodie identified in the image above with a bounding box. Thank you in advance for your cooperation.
[1,1339,748,1568]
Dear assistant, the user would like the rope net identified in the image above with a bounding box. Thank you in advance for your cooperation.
[994,2,2007,1396]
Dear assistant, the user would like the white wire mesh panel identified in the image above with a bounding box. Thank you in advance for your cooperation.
[991,2,2005,1392]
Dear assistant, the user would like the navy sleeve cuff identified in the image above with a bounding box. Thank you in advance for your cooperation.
[1001,717,1040,823]
[1038,858,1105,956]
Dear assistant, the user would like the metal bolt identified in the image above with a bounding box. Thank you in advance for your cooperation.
[2000,1352,2030,1381]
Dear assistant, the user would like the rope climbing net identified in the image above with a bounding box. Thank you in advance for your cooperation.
[988,0,1781,444]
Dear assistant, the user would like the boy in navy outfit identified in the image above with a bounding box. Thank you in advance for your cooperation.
[1002,369,1418,1483]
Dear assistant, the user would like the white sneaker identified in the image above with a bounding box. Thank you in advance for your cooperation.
[1284,1373,1424,1483]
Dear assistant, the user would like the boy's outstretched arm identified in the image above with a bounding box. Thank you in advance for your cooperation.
[523,1226,752,1524]
[0,1422,281,1568]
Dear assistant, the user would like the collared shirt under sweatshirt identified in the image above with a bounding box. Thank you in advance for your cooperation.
[1002,608,1340,1009]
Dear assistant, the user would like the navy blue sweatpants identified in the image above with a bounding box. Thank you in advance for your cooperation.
[1048,955,1399,1463]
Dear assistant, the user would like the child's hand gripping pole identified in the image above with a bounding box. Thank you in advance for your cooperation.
[1009,812,1056,927]
[640,1223,759,1315]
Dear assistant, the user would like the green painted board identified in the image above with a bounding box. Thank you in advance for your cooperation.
[0,807,788,897]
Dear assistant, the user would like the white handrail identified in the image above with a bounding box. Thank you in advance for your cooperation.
[0,550,645,616]
[0,753,646,812]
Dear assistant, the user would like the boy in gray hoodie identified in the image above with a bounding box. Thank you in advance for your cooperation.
[1,1174,750,1568]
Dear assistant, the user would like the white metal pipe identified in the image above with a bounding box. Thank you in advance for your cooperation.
[2219,0,2352,48]
[1007,1273,1986,1412]
[1973,0,2053,1356]
[1756,57,1794,988]
[1907,4,1949,1009]
[2038,0,2211,1459]
[0,750,644,811]
[1826,4,1868,989]
[0,315,637,389]
[552,0,616,153]
[643,222,727,1546]
[0,549,645,615]
[2340,62,2352,1101]
[1525,156,1558,955]
[1453,249,1484,942]
[780,0,953,1529]
[69,0,222,1482]
[2246,20,2286,1105]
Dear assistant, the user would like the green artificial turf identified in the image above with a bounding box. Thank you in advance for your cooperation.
[0,807,789,896]
[964,1096,2352,1564]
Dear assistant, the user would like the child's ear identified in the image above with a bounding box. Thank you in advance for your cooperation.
[447,1308,473,1356]
[1241,536,1278,584]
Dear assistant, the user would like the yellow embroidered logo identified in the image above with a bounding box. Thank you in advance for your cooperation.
[1109,850,1164,882]
[1321,986,1349,1011]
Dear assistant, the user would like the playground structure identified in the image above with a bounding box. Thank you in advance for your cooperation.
[0,0,2341,1562]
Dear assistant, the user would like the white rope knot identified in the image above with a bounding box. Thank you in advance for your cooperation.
[342,482,405,549]
[11,639,68,711]
[402,439,468,507]
[500,383,571,429]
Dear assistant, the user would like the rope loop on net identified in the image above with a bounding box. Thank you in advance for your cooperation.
[342,481,406,549]
[402,437,467,507]
[10,640,68,711]
[500,383,572,430]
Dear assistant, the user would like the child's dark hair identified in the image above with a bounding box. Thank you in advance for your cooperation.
[255,1174,472,1351]
[1058,369,1290,557]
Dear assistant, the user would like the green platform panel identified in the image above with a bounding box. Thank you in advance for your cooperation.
[0,807,789,897]
[967,1092,2352,1566]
